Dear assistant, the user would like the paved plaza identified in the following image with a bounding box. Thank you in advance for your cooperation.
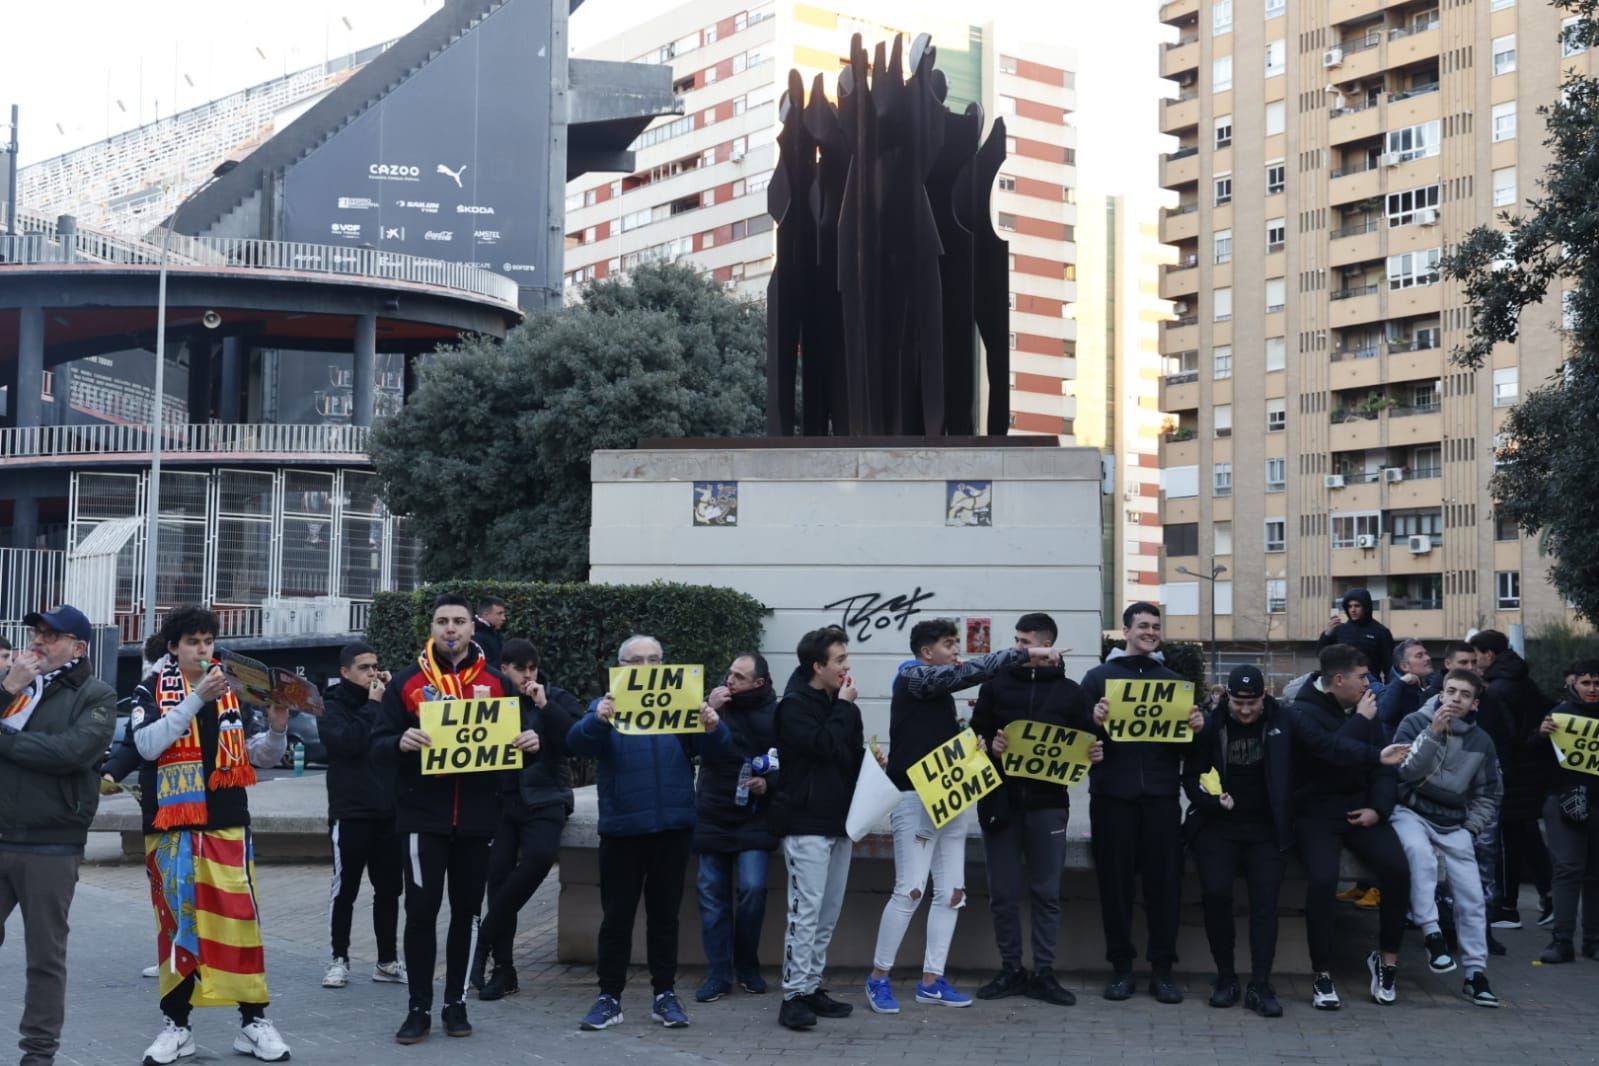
[3,834,1597,1066]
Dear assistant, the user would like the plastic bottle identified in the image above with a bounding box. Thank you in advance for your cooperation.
[292,739,306,777]
[734,758,752,805]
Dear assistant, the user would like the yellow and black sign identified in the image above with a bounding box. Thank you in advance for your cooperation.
[418,697,522,775]
[999,720,1095,787]
[1550,713,1599,777]
[607,664,706,735]
[907,728,1002,829]
[1104,678,1197,743]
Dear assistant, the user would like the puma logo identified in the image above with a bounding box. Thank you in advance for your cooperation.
[436,163,467,188]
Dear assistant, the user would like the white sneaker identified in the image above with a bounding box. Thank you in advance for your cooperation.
[233,1018,291,1062]
[141,1019,195,1065]
[142,963,161,979]
[322,956,350,988]
[372,959,407,983]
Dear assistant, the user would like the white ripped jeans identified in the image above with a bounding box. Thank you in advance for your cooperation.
[871,792,971,976]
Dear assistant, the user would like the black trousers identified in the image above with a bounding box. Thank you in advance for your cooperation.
[479,805,566,968]
[1191,818,1284,982]
[1295,814,1410,972]
[1501,816,1553,905]
[1089,794,1183,969]
[328,817,403,962]
[160,974,264,1028]
[596,828,693,999]
[402,831,491,1011]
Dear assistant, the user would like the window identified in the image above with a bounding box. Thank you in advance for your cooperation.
[1214,228,1234,264]
[1000,55,1018,74]
[1213,0,1233,35]
[1266,160,1286,195]
[1495,511,1520,541]
[1215,115,1233,149]
[1214,55,1233,92]
[998,174,1017,192]
[1491,0,1515,8]
[1266,578,1287,613]
[1215,404,1233,437]
[1265,101,1286,137]
[1265,519,1286,552]
[1214,521,1234,556]
[1164,523,1200,555]
[1493,102,1517,142]
[1564,16,1588,57]
[1387,185,1441,227]
[1493,34,1517,76]
[1266,457,1287,492]
[1492,167,1517,208]
[1390,511,1443,543]
[1265,0,1285,19]
[1496,570,1521,610]
[1266,336,1286,371]
[1412,445,1442,479]
[1388,248,1442,290]
[998,94,1018,115]
[1214,345,1234,379]
[1213,462,1233,496]
[1214,173,1233,205]
[1265,40,1285,78]
[1387,120,1441,163]
[1267,397,1286,432]
[998,212,1018,231]
[1331,512,1382,549]
[1215,287,1233,321]
[1266,278,1286,313]
[1266,217,1285,250]
[1493,366,1519,407]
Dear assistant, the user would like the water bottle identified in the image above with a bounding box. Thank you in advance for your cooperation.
[292,740,306,777]
[734,758,752,806]
[750,749,779,774]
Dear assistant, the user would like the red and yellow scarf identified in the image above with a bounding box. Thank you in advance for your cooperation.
[413,639,486,709]
[152,661,256,829]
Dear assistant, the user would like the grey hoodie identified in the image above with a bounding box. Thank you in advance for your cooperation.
[1392,707,1502,834]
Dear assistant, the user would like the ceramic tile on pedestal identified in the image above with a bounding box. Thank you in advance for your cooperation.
[692,480,738,526]
[946,480,991,526]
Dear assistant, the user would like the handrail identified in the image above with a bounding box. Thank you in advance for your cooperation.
[1333,218,1381,238]
[1167,146,1199,161]
[1330,284,1380,300]
[0,422,371,460]
[1331,159,1375,178]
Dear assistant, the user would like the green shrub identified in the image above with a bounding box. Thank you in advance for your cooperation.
[366,580,770,703]
[1100,638,1207,690]
[1526,618,1599,700]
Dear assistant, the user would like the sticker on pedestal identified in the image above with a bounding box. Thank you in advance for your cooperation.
[946,480,991,526]
[693,481,738,526]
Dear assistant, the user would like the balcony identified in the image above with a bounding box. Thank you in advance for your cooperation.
[1330,411,1383,451]
[1388,85,1442,132]
[1387,343,1443,382]
[1162,204,1200,243]
[1328,479,1382,511]
[1330,219,1383,268]
[1387,23,1441,67]
[1162,93,1200,134]
[1161,36,1200,79]
[1386,406,1443,445]
[1387,469,1443,509]
[1386,608,1445,639]
[1165,316,1198,351]
[1330,0,1382,22]
[1162,375,1200,412]
[1329,284,1383,327]
[1330,164,1382,206]
[1161,264,1199,299]
[1161,147,1200,188]
[1331,349,1384,389]
[0,422,371,467]
[1326,31,1384,81]
[1387,281,1445,318]
[1386,538,1444,576]
[1159,0,1199,23]
[1329,101,1383,146]
[1330,545,1383,576]
[1160,435,1198,468]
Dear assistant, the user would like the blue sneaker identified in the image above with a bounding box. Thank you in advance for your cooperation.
[694,978,731,1003]
[651,990,690,1028]
[865,976,900,1014]
[915,976,973,1007]
[579,994,623,1030]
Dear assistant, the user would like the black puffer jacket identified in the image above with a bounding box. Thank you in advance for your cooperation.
[971,663,1087,811]
[1538,695,1599,801]
[499,674,582,817]
[1081,650,1198,800]
[1182,696,1298,850]
[1317,588,1396,682]
[321,679,395,822]
[770,668,864,839]
[1289,675,1396,819]
[695,683,780,853]
[1484,648,1555,821]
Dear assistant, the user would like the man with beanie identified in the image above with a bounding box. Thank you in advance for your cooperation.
[1318,589,1396,683]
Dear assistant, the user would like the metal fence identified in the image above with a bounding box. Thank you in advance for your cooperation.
[0,547,67,646]
[0,422,371,460]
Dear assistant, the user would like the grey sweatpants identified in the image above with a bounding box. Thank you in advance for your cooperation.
[0,849,81,1066]
[780,835,852,999]
[1391,807,1488,974]
[981,806,1070,971]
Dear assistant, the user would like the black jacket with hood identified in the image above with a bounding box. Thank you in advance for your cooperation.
[1484,647,1556,820]
[498,671,582,818]
[769,667,864,839]
[320,678,395,822]
[1317,588,1396,682]
[1182,695,1298,850]
[695,682,781,853]
[1080,648,1200,800]
[1288,674,1397,820]
[971,662,1087,811]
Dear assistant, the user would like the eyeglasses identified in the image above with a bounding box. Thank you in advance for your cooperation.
[29,628,74,645]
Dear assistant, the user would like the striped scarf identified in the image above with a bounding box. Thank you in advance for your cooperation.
[1,657,82,732]
[152,661,256,830]
[414,639,486,707]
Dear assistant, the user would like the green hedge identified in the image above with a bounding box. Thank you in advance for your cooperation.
[1100,638,1207,690]
[365,580,770,702]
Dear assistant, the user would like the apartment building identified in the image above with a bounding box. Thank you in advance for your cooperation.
[1156,0,1589,650]
[563,0,1079,437]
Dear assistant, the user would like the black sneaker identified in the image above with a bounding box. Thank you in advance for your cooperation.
[1311,972,1340,1011]
[1462,971,1499,1008]
[1488,932,1507,956]
[976,966,1030,1000]
[1208,974,1240,1009]
[1583,941,1599,961]
[395,1008,431,1045]
[1150,970,1183,1004]
[1245,981,1282,1018]
[1103,970,1136,1001]
[1424,932,1457,973]
[1367,951,1397,1006]
[779,995,817,1029]
[1025,968,1076,1006]
[479,966,519,1001]
[803,990,853,1018]
[468,948,488,992]
[1489,906,1523,930]
[441,1002,471,1038]
[1541,939,1576,964]
[1538,897,1555,928]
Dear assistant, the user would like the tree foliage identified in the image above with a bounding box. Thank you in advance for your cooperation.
[369,263,766,581]
[1441,3,1599,622]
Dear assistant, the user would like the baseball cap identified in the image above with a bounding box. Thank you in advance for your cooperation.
[1226,664,1266,699]
[23,605,93,644]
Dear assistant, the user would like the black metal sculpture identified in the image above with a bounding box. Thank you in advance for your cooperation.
[766,32,1010,437]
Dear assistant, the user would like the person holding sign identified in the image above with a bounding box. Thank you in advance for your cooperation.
[567,635,730,1033]
[371,594,527,1045]
[1078,602,1203,1005]
[1535,660,1599,963]
[865,619,1059,1015]
[969,612,1098,1007]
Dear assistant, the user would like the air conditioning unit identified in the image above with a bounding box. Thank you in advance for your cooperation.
[1356,533,1379,549]
[1325,474,1346,489]
[1173,301,1190,314]
[1323,48,1344,67]
[1380,152,1402,167]
[1383,466,1405,482]
[1416,208,1439,226]
[1409,534,1434,554]
[730,149,746,163]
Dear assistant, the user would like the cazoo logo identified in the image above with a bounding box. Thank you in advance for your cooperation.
[368,163,421,181]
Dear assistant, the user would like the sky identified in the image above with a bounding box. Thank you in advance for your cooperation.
[2,0,1170,200]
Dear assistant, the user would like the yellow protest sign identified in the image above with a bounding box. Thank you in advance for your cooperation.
[1199,768,1223,796]
[1104,678,1196,743]
[1549,713,1599,776]
[607,665,705,734]
[418,697,522,775]
[999,720,1095,787]
[906,728,1002,828]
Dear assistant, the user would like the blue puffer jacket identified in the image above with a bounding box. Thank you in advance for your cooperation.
[567,701,731,837]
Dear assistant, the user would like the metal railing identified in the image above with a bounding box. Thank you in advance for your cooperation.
[1389,83,1439,103]
[1341,30,1383,55]
[1168,203,1200,216]
[1332,345,1383,361]
[0,547,67,640]
[1390,400,1441,418]
[1331,284,1380,301]
[1387,336,1441,353]
[1164,371,1200,385]
[1333,218,1381,239]
[1330,97,1379,118]
[0,422,371,460]
[1331,159,1375,178]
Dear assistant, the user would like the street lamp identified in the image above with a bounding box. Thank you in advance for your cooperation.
[1177,562,1228,685]
[142,159,237,640]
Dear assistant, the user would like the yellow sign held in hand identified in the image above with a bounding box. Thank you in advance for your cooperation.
[906,728,1002,828]
[999,720,1095,787]
[1105,678,1196,743]
[418,698,522,775]
[1198,768,1223,796]
[607,665,705,734]
[1549,713,1599,776]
